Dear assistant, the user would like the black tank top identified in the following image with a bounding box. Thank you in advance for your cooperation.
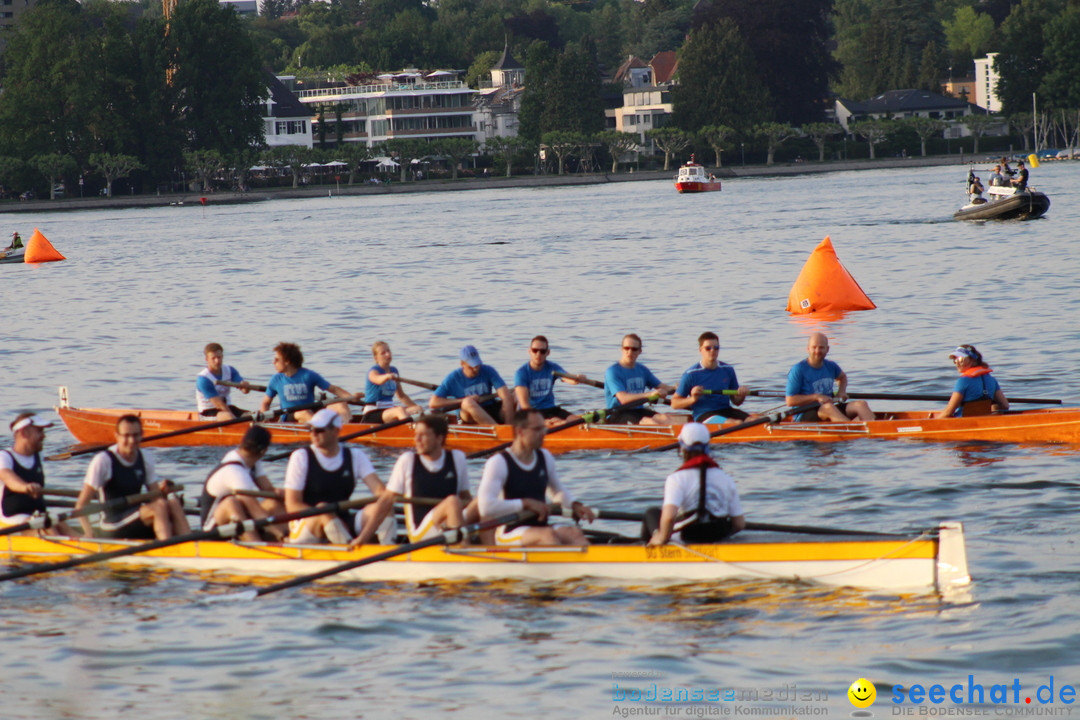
[500,450,548,527]
[302,447,355,521]
[101,450,147,524]
[1,450,46,518]
[409,452,459,527]
[199,459,249,527]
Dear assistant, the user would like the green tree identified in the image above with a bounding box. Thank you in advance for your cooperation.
[672,19,772,134]
[801,123,842,162]
[1009,112,1035,151]
[596,131,639,173]
[30,154,77,199]
[691,0,837,125]
[943,6,995,61]
[184,149,225,192]
[383,138,431,183]
[541,131,578,175]
[850,120,893,159]
[902,117,947,156]
[434,138,479,180]
[465,50,501,89]
[517,42,557,145]
[754,122,796,165]
[994,0,1064,115]
[168,0,267,155]
[518,40,604,144]
[646,127,690,170]
[0,157,31,196]
[961,114,996,154]
[1038,5,1080,110]
[698,125,736,167]
[264,145,317,188]
[339,143,375,185]
[90,153,143,198]
[485,136,526,178]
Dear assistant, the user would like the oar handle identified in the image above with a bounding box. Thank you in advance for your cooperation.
[0,490,166,537]
[746,389,1061,405]
[553,371,604,389]
[219,380,266,392]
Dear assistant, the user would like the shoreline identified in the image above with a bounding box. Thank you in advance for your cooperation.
[1,155,967,214]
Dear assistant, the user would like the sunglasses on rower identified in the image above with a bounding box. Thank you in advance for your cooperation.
[530,347,549,355]
[622,345,642,352]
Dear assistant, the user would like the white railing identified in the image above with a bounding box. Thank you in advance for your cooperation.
[297,81,470,99]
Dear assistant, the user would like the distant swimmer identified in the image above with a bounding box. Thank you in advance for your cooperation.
[785,333,873,422]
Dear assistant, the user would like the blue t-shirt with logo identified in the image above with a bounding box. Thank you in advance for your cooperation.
[265,367,331,409]
[364,364,399,406]
[676,362,739,419]
[513,361,567,410]
[435,365,506,400]
[604,363,662,409]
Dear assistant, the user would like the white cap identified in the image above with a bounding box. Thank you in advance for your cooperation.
[677,422,711,449]
[307,408,343,430]
[11,414,53,434]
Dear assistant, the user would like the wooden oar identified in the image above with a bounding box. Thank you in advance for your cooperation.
[219,380,266,392]
[553,370,604,389]
[224,509,536,600]
[551,506,907,538]
[0,496,379,583]
[465,396,654,460]
[395,376,438,391]
[0,491,165,537]
[644,401,821,453]
[744,389,1061,405]
[46,395,359,461]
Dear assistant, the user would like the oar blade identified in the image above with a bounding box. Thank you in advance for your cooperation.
[206,589,260,603]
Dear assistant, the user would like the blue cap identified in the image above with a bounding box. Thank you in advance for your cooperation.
[459,345,482,368]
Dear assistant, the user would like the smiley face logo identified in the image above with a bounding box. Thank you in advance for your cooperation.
[848,678,876,708]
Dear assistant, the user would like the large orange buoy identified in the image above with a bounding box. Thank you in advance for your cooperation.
[786,236,875,314]
[24,228,65,263]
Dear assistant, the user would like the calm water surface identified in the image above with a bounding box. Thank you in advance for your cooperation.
[2,162,1079,719]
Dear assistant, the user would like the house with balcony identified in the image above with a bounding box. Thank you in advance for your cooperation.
[293,70,478,148]
[604,53,677,154]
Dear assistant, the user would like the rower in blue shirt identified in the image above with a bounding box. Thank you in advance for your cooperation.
[671,332,753,424]
[785,333,873,422]
[259,342,354,425]
[513,335,587,426]
[603,333,676,425]
[430,345,516,424]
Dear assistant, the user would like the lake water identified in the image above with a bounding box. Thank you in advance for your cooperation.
[3,161,1079,719]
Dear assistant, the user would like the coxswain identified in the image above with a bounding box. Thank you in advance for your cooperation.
[603,333,676,425]
[200,425,286,542]
[513,335,586,427]
[385,414,476,542]
[260,342,354,425]
[74,415,190,539]
[196,342,251,419]
[785,333,873,422]
[5,231,23,251]
[0,413,73,535]
[359,341,422,424]
[429,345,516,424]
[283,409,395,545]
[933,345,1009,418]
[670,331,753,424]
[477,408,594,546]
[645,423,745,546]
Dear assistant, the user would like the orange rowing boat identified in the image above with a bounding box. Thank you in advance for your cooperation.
[55,402,1080,453]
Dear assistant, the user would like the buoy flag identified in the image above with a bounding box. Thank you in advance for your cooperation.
[786,236,875,314]
[24,228,65,263]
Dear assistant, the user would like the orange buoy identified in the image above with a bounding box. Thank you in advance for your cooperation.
[24,228,65,263]
[786,236,874,314]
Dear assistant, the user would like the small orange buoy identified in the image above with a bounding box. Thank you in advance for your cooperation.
[24,228,65,263]
[786,236,874,314]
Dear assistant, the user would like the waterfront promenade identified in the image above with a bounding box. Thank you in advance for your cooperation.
[1,154,967,213]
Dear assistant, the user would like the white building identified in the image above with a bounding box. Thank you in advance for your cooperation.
[264,75,313,148]
[474,47,525,142]
[973,53,1002,113]
[294,70,478,147]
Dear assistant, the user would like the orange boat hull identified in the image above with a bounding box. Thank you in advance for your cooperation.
[55,405,1080,453]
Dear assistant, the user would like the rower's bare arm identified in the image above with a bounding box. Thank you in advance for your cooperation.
[368,368,394,385]
[429,394,457,410]
[284,488,309,513]
[74,484,96,537]
[558,374,585,385]
[360,472,386,496]
[669,393,694,410]
[327,384,351,398]
[994,388,1009,412]
[648,504,679,546]
[0,468,41,496]
[934,392,965,419]
[734,386,749,405]
[394,386,419,411]
[497,385,515,411]
[787,393,826,406]
[259,395,273,412]
[514,385,531,410]
[731,515,746,534]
